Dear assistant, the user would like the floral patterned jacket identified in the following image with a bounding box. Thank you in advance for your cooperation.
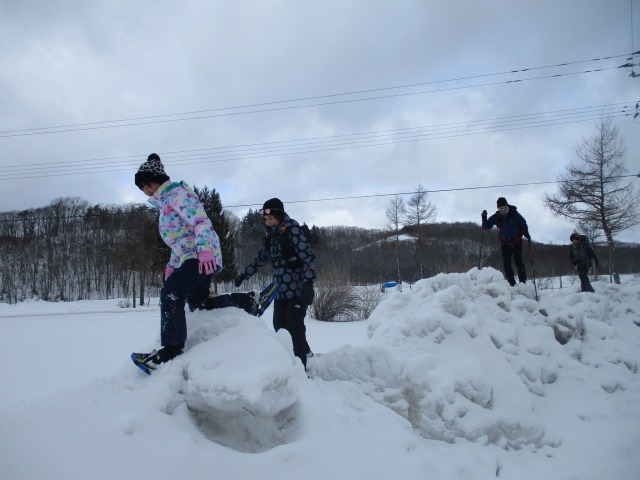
[148,181,223,270]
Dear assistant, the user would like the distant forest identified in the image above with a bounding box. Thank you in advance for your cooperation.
[1,196,639,304]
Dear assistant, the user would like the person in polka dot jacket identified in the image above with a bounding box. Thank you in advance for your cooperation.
[235,198,316,369]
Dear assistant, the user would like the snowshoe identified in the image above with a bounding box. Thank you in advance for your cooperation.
[131,344,184,374]
[131,351,157,375]
[254,282,278,317]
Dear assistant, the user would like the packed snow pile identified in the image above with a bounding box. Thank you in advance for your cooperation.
[310,268,639,458]
[1,268,639,480]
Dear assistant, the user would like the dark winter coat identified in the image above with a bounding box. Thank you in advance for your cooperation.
[482,204,530,247]
[242,215,316,301]
[570,237,599,267]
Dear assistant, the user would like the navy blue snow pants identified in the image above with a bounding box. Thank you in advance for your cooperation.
[160,259,211,347]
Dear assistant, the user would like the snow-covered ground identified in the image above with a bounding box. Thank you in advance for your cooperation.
[1,268,638,480]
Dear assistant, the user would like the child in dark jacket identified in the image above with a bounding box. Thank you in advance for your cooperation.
[234,198,316,369]
[569,232,600,293]
[482,197,531,286]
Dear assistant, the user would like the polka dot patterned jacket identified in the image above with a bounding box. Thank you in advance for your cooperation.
[242,215,316,301]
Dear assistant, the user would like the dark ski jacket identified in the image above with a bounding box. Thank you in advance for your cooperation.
[569,236,599,267]
[242,215,316,301]
[482,204,530,248]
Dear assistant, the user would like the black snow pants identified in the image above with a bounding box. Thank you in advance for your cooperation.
[576,263,595,292]
[272,297,311,368]
[501,243,527,286]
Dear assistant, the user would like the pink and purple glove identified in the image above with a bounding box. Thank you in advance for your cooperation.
[198,251,219,275]
[164,266,174,281]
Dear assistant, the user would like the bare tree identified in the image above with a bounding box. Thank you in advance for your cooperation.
[309,265,358,322]
[353,285,383,320]
[576,219,604,244]
[385,196,406,283]
[405,183,437,279]
[544,118,640,283]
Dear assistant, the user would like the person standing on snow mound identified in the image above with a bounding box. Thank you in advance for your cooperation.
[482,197,531,286]
[134,153,224,367]
[234,198,316,370]
[569,232,600,293]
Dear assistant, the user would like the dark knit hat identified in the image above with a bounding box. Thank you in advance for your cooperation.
[570,232,581,242]
[260,198,285,219]
[134,153,170,190]
[497,197,508,207]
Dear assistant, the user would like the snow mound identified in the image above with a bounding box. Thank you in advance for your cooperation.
[308,268,639,457]
[141,310,306,452]
[2,269,639,479]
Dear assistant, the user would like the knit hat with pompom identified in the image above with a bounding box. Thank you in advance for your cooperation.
[135,153,169,189]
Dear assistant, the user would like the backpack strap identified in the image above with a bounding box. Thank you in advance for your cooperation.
[264,223,310,268]
[279,225,304,268]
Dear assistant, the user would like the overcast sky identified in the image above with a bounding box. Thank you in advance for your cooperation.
[1,0,639,245]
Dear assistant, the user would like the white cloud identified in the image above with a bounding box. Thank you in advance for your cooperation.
[0,0,638,244]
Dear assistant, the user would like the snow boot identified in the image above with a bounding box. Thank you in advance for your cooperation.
[131,343,184,374]
[230,292,258,315]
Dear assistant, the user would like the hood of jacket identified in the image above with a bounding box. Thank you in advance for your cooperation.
[148,180,184,208]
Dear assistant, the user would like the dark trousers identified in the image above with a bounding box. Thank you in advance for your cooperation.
[576,263,595,292]
[199,292,255,313]
[273,297,311,368]
[160,259,212,347]
[501,244,527,286]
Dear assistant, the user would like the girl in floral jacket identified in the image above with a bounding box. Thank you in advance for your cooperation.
[134,153,223,366]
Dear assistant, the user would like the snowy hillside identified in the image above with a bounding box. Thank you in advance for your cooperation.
[1,268,638,480]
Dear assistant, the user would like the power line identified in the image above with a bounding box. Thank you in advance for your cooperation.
[0,55,628,138]
[0,101,635,181]
[225,175,640,209]
[5,101,632,169]
[2,175,637,223]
